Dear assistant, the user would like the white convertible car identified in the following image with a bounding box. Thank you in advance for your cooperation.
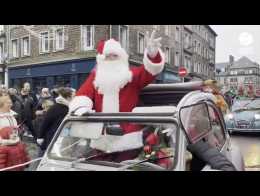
[37,81,245,171]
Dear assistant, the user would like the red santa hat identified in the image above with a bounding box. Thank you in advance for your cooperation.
[96,38,128,61]
[97,39,105,55]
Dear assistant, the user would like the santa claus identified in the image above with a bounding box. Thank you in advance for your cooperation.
[69,30,165,156]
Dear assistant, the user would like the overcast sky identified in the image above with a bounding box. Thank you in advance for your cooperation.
[211,25,260,64]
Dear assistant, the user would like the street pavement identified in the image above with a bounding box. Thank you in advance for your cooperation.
[231,133,260,171]
[23,137,41,171]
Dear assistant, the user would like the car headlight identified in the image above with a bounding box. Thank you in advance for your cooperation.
[255,114,260,120]
[227,113,234,120]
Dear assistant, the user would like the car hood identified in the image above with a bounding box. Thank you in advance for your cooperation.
[233,110,260,121]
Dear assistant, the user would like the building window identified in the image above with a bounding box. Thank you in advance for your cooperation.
[230,78,238,83]
[81,25,94,51]
[11,39,19,58]
[39,32,49,53]
[175,52,179,67]
[198,63,201,73]
[175,26,180,42]
[184,33,188,49]
[194,40,197,53]
[184,56,190,70]
[22,36,30,56]
[0,42,3,63]
[54,27,64,51]
[249,69,253,74]
[198,43,201,55]
[187,58,191,71]
[138,32,145,54]
[165,47,170,64]
[119,25,128,50]
[153,25,159,30]
[165,25,170,36]
[194,62,197,72]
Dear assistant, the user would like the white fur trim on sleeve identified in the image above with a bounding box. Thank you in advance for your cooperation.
[143,48,165,76]
[90,131,143,153]
[69,96,93,114]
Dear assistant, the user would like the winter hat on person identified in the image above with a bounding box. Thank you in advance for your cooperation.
[96,39,128,61]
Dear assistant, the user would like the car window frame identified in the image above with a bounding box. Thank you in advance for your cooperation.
[45,113,180,170]
[206,102,227,151]
[179,102,212,144]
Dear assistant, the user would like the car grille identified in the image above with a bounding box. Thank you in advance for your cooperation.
[235,120,252,129]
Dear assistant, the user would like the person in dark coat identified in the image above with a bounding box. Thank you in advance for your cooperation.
[186,104,236,171]
[23,82,38,108]
[8,88,24,125]
[19,88,37,140]
[51,87,60,101]
[36,88,53,111]
[37,87,74,156]
[187,140,236,171]
[33,99,54,138]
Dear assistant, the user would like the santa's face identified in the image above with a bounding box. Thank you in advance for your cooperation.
[105,53,119,61]
[95,39,132,90]
[95,40,132,90]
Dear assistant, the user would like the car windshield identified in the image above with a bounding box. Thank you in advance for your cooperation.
[245,99,260,110]
[232,100,252,111]
[232,99,260,111]
[47,118,178,171]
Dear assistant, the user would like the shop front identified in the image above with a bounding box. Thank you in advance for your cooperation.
[8,59,96,93]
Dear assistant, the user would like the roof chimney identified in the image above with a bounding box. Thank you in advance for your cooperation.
[229,55,234,65]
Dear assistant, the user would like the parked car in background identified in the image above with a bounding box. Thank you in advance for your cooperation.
[225,97,260,134]
[37,81,245,171]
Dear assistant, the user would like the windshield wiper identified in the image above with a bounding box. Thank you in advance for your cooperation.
[233,108,248,112]
[117,155,174,171]
[70,150,114,168]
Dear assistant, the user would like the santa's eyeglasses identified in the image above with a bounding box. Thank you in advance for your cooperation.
[105,53,119,60]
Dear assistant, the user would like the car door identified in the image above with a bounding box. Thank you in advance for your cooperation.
[204,101,245,171]
[206,102,228,153]
[193,102,228,171]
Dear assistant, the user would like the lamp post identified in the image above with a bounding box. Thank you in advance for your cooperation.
[1,53,8,88]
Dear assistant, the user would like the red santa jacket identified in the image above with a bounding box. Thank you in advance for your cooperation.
[76,52,163,113]
[77,66,154,113]
[71,50,164,138]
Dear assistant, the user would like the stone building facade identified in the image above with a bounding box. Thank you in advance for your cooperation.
[0,25,217,91]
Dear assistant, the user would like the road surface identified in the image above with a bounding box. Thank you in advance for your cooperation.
[231,133,260,171]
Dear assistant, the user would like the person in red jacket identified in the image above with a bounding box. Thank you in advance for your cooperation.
[0,95,30,171]
[69,30,165,161]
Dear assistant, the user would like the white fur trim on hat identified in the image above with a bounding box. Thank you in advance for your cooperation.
[103,39,122,55]
[143,48,165,76]
[69,96,93,114]
[90,131,143,153]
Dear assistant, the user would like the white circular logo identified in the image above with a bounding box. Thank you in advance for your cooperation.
[239,32,254,46]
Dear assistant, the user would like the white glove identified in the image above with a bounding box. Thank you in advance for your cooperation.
[145,30,162,58]
[37,139,44,145]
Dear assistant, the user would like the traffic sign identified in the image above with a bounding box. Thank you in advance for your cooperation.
[178,67,188,77]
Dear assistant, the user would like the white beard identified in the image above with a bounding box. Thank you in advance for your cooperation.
[94,55,132,113]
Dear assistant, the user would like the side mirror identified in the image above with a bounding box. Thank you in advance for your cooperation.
[179,102,211,144]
